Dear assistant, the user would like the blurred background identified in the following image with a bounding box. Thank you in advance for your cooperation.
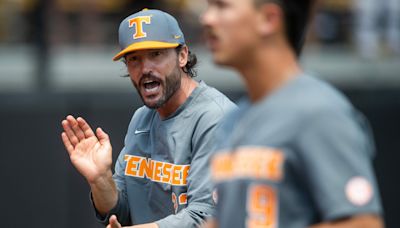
[0,0,399,227]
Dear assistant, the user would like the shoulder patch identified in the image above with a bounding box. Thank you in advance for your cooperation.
[345,176,373,206]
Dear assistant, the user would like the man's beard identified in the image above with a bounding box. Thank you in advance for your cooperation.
[134,66,182,109]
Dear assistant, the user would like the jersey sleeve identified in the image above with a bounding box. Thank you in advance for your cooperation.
[156,105,234,228]
[295,108,382,222]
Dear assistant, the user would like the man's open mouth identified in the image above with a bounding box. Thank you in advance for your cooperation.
[143,80,161,92]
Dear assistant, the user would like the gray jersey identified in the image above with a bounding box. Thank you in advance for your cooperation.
[211,75,382,228]
[95,81,235,227]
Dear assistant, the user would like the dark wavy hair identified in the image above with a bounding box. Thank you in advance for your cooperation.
[175,45,198,78]
[255,0,317,56]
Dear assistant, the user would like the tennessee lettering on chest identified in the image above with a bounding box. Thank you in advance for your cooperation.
[124,155,190,186]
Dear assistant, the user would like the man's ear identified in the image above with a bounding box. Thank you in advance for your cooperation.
[178,45,189,68]
[256,3,283,36]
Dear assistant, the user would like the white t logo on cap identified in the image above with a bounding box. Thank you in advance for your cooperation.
[128,16,152,39]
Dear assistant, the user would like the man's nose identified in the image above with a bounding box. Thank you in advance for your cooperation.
[200,8,214,26]
[141,57,154,75]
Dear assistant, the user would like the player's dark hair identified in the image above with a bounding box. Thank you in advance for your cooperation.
[254,0,317,56]
[175,45,198,78]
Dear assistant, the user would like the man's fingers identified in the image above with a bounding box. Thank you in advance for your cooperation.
[203,219,217,228]
[77,117,95,138]
[96,128,110,145]
[61,119,79,146]
[109,215,121,228]
[67,115,86,141]
[61,132,74,156]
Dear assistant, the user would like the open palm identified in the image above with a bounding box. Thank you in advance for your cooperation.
[61,115,113,183]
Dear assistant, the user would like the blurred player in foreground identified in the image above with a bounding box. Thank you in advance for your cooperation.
[61,9,234,228]
[202,0,384,227]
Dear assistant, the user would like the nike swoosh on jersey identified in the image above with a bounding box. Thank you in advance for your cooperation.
[134,129,150,135]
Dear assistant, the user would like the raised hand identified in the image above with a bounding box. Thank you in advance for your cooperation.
[61,115,113,184]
